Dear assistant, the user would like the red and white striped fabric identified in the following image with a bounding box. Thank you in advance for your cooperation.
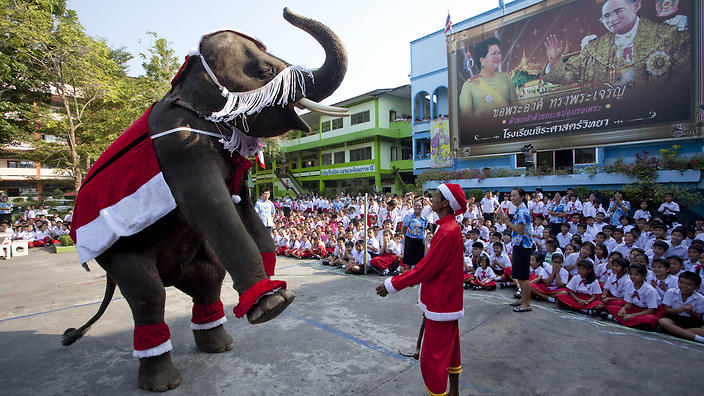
[70,106,177,264]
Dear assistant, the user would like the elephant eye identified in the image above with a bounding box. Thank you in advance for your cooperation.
[258,63,278,79]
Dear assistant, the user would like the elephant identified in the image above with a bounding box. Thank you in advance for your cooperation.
[61,8,347,392]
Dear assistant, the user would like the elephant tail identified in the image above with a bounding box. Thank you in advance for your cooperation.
[62,275,117,346]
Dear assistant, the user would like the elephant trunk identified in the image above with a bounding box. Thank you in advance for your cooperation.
[283,7,347,103]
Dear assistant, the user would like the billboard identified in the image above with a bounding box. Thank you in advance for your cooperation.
[449,0,694,147]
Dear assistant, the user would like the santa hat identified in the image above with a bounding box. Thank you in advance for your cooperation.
[437,183,467,216]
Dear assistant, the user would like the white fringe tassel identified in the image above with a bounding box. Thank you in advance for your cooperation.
[205,64,314,130]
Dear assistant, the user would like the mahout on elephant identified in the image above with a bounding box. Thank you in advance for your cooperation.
[61,8,347,392]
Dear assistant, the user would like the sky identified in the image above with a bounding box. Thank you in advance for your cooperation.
[66,0,504,105]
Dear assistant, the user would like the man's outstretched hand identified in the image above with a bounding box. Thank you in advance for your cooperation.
[376,283,389,297]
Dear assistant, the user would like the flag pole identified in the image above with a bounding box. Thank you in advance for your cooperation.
[364,193,368,274]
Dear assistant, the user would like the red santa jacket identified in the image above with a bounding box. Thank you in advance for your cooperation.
[384,215,464,321]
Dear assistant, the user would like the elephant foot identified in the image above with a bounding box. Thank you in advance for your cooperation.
[138,352,182,392]
[247,289,295,324]
[193,324,234,353]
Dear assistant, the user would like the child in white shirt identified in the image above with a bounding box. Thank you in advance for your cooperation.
[634,200,651,222]
[556,223,573,249]
[469,255,497,290]
[604,263,662,330]
[658,271,704,343]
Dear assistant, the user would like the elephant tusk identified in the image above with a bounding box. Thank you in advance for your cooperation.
[295,97,350,117]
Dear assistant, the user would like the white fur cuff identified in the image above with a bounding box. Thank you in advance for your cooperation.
[384,277,399,294]
[190,316,227,330]
[133,339,173,359]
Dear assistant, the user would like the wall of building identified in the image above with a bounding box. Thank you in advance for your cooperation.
[320,100,375,135]
[378,95,411,129]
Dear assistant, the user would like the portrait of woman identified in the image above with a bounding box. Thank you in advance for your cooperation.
[458,37,517,120]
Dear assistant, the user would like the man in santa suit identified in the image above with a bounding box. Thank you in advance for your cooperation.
[376,183,466,396]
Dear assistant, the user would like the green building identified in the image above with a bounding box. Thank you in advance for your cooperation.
[251,85,413,197]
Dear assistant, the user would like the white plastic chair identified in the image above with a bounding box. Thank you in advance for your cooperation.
[11,240,29,257]
[0,237,11,259]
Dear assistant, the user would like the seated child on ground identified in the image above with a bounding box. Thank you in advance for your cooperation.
[469,255,497,291]
[648,257,678,299]
[555,260,602,313]
[347,240,370,274]
[293,235,313,259]
[605,263,663,330]
[658,271,704,343]
[596,257,632,314]
[369,230,400,275]
[489,241,512,283]
[311,235,328,260]
[531,253,569,302]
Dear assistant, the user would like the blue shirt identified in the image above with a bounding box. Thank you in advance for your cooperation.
[254,199,275,227]
[403,213,427,239]
[0,202,12,215]
[548,201,566,223]
[511,203,532,248]
[608,200,631,226]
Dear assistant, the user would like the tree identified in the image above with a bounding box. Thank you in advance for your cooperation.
[3,0,125,191]
[139,31,180,102]
[3,2,181,192]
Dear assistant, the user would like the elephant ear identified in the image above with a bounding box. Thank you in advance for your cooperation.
[170,56,193,86]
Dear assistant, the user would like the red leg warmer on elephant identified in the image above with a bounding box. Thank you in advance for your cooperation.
[133,322,172,358]
[191,300,227,330]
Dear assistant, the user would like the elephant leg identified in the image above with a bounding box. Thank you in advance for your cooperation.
[97,252,181,392]
[157,154,292,323]
[172,250,234,353]
[236,179,277,276]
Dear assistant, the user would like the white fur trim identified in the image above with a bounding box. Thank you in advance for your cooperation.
[438,183,461,212]
[232,195,242,204]
[75,173,177,264]
[416,284,464,321]
[133,339,173,359]
[417,298,465,322]
[190,316,227,330]
[384,277,399,294]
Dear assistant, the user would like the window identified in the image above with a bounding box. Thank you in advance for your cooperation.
[516,153,527,168]
[351,111,370,125]
[332,118,343,130]
[574,148,596,164]
[334,151,345,164]
[415,138,430,159]
[301,152,318,168]
[321,120,331,133]
[402,141,412,160]
[536,151,554,170]
[321,153,332,166]
[389,110,397,121]
[349,147,372,162]
[7,161,18,168]
[391,146,398,161]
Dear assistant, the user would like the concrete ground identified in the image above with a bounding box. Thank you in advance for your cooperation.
[0,250,702,396]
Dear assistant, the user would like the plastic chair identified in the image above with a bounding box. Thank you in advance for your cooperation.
[0,237,11,259]
[11,240,29,257]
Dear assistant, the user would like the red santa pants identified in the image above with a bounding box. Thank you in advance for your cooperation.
[421,318,461,396]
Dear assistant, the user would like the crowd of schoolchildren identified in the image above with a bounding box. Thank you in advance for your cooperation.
[266,187,704,344]
[269,192,435,276]
[0,202,73,249]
